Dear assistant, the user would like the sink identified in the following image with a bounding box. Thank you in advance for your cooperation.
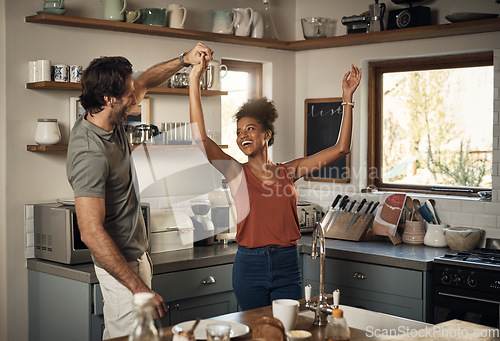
[300,305,431,332]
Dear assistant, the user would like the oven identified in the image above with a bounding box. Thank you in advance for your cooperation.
[433,247,500,328]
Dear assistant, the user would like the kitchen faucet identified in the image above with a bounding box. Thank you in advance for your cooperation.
[304,205,337,326]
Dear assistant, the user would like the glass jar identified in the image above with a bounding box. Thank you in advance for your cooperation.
[34,118,61,145]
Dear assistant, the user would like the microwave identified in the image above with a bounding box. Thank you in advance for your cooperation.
[34,202,150,265]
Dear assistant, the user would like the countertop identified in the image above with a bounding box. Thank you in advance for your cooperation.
[107,300,500,341]
[26,234,450,284]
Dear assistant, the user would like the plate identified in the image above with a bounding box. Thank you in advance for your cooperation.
[445,12,498,23]
[57,198,75,205]
[172,320,250,340]
[37,9,67,15]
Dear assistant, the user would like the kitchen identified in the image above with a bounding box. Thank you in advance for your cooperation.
[1,0,500,340]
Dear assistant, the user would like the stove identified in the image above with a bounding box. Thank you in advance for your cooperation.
[433,246,500,327]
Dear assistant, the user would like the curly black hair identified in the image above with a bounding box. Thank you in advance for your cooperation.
[233,97,278,146]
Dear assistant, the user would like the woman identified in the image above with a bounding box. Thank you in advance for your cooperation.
[189,58,361,310]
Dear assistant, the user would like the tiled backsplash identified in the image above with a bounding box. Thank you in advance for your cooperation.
[297,188,500,244]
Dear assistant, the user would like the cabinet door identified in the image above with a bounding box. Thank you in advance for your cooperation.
[302,256,425,321]
[170,291,238,326]
[29,271,92,341]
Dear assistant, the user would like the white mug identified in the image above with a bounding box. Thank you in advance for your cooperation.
[28,61,37,83]
[70,65,82,83]
[207,60,228,91]
[53,64,69,82]
[36,60,51,82]
[167,4,187,29]
[251,11,264,39]
[272,299,299,332]
[233,7,254,37]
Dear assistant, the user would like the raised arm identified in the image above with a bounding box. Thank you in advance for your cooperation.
[286,65,361,180]
[134,42,213,105]
[188,59,242,183]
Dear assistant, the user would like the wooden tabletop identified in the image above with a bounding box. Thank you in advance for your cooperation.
[110,302,500,341]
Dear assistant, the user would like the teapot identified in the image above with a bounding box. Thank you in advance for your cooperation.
[102,0,127,22]
[132,124,160,145]
[232,7,254,37]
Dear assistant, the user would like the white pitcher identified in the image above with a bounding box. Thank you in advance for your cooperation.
[207,60,228,91]
[102,0,127,21]
[232,7,254,37]
[167,4,187,29]
[212,10,235,34]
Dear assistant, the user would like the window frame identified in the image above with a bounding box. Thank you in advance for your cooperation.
[367,51,494,196]
[221,59,263,98]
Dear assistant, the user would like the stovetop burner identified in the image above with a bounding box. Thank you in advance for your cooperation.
[435,248,500,270]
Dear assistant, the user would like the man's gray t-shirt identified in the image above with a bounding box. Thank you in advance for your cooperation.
[66,114,147,265]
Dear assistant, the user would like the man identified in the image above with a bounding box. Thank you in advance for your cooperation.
[66,43,213,339]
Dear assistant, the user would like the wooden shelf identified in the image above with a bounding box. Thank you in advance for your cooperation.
[27,144,228,152]
[25,14,500,51]
[26,81,228,96]
[25,14,289,50]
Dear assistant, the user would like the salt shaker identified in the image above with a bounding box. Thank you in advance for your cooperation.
[34,118,61,145]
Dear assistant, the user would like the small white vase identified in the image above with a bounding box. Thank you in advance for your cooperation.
[424,222,448,247]
[35,118,61,145]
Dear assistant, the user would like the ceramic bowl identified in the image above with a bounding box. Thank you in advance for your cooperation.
[443,227,484,251]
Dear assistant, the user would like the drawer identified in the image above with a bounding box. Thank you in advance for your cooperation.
[153,264,234,302]
[172,263,233,301]
[324,258,423,299]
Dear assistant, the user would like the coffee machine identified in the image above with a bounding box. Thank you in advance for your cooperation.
[208,185,237,244]
[190,200,215,246]
[368,0,386,32]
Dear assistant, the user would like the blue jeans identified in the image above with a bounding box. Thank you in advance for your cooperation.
[232,244,302,311]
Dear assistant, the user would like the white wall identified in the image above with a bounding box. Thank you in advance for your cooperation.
[0,0,7,339]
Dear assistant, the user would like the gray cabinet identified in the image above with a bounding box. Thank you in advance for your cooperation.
[302,256,433,322]
[28,270,104,341]
[29,263,237,341]
[153,263,238,327]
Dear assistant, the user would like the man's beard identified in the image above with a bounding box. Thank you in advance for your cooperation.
[109,103,129,126]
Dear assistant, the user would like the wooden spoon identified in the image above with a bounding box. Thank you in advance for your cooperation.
[405,196,414,221]
[413,199,422,221]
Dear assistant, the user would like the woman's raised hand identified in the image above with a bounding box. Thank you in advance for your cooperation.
[189,55,209,83]
[342,64,362,101]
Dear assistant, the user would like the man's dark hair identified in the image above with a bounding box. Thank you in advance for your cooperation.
[80,56,133,115]
[234,97,278,146]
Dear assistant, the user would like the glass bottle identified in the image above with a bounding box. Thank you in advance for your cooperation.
[262,0,278,40]
[129,293,159,341]
[325,308,350,341]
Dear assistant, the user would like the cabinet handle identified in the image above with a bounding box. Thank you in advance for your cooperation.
[201,276,216,284]
[174,303,180,311]
[353,272,367,279]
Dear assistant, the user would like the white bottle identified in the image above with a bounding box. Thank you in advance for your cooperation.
[262,0,278,40]
[129,293,159,341]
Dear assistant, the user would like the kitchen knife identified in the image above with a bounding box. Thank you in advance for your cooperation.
[362,201,374,218]
[342,200,357,222]
[345,198,367,231]
[319,194,343,229]
[363,201,379,221]
[326,195,349,231]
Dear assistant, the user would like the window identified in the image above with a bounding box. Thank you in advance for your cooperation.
[220,60,263,162]
[368,52,494,196]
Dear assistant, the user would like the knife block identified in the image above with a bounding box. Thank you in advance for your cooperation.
[324,212,374,241]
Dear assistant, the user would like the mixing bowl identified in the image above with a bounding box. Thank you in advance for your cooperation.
[301,17,330,39]
[443,227,484,251]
